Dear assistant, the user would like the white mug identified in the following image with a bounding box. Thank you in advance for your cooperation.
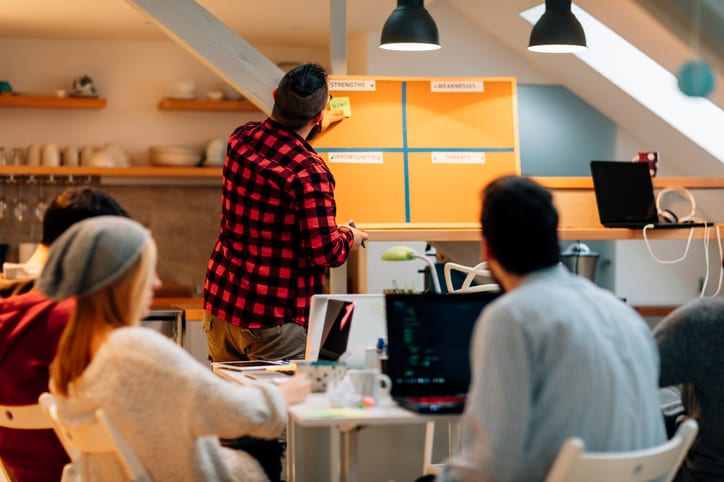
[62,146,79,166]
[80,145,95,166]
[42,144,60,167]
[26,145,41,166]
[346,369,392,404]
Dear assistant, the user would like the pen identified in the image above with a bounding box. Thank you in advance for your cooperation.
[348,219,365,248]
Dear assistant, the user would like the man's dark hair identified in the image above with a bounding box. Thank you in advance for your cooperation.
[271,63,329,132]
[41,188,129,245]
[480,175,560,275]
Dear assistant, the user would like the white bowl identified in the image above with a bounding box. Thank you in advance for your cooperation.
[149,145,202,167]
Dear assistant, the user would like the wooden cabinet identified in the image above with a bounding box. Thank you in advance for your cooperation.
[0,94,106,109]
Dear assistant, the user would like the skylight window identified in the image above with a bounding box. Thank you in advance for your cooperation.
[521,4,724,163]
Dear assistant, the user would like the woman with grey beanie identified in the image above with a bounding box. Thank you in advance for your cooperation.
[38,216,310,482]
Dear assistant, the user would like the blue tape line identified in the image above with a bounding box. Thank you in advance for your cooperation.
[402,82,410,223]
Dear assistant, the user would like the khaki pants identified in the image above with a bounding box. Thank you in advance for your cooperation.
[202,311,307,362]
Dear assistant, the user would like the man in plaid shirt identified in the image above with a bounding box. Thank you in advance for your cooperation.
[203,64,367,362]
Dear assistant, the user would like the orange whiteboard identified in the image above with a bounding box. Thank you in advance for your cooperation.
[312,76,520,224]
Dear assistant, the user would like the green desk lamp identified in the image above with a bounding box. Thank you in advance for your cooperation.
[381,246,442,294]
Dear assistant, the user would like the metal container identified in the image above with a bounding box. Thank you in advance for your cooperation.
[561,242,599,283]
[141,307,185,347]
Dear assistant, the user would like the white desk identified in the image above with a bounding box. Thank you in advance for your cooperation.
[286,394,460,482]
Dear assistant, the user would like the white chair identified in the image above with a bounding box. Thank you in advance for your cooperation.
[38,393,153,482]
[443,261,499,294]
[0,402,58,482]
[422,419,461,475]
[545,419,699,482]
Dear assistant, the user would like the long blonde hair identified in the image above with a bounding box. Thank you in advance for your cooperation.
[51,239,157,396]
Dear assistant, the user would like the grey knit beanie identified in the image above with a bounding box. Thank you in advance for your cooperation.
[38,216,150,301]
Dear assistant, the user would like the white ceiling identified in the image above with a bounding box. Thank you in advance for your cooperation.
[0,0,393,45]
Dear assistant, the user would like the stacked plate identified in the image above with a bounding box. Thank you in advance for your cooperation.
[149,145,203,167]
[204,138,225,166]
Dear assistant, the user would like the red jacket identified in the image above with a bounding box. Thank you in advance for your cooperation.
[0,290,73,482]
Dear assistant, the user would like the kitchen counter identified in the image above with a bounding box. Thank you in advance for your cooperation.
[152,297,203,320]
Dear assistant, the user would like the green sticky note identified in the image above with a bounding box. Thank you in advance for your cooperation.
[330,96,352,117]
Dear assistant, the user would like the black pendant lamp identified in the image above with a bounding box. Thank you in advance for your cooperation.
[380,0,440,51]
[528,0,587,53]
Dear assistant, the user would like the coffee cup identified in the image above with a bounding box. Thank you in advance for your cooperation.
[26,145,41,166]
[346,368,392,405]
[62,146,79,166]
[42,144,60,167]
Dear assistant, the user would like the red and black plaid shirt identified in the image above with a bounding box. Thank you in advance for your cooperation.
[203,119,354,329]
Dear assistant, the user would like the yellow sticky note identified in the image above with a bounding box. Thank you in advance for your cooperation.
[330,96,352,117]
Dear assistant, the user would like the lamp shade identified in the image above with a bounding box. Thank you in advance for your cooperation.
[528,0,587,53]
[380,0,440,51]
[677,60,715,98]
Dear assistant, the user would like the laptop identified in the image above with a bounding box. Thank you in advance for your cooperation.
[590,160,709,229]
[385,291,499,414]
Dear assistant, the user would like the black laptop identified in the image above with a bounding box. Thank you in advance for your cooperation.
[590,160,709,229]
[385,291,499,414]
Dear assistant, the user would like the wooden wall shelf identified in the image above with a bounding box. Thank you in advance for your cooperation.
[0,166,222,178]
[0,94,106,109]
[158,98,259,111]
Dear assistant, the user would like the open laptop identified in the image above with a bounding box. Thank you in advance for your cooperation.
[385,291,499,414]
[590,160,709,229]
[306,294,386,368]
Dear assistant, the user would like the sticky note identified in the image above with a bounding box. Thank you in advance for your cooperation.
[330,96,352,117]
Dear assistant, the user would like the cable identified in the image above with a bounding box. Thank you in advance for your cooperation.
[642,224,695,264]
[699,224,723,298]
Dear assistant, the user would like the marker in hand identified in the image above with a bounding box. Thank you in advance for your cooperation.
[348,219,365,248]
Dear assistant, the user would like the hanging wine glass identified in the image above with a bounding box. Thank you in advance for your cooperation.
[0,178,8,220]
[13,177,27,223]
[35,177,48,222]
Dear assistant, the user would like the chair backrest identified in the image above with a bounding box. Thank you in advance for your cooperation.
[0,403,53,430]
[38,393,153,482]
[443,261,500,294]
[0,402,57,482]
[545,419,699,482]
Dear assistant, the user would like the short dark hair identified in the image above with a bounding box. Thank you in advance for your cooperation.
[271,63,329,131]
[41,188,129,245]
[480,175,560,275]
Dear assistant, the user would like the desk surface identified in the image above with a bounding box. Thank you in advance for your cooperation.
[288,393,459,427]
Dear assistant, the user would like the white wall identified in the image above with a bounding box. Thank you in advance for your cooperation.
[0,38,326,163]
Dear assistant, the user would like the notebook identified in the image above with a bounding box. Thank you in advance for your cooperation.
[385,291,499,414]
[590,160,709,229]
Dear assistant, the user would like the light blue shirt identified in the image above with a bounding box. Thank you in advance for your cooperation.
[441,264,666,482]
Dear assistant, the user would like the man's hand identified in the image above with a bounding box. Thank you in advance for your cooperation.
[321,108,345,131]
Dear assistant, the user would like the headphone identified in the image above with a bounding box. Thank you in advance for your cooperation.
[656,186,697,224]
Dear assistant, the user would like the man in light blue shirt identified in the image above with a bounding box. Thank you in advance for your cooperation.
[438,176,666,482]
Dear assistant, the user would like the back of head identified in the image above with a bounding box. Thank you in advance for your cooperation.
[40,216,156,396]
[481,175,560,275]
[41,187,128,245]
[271,63,329,131]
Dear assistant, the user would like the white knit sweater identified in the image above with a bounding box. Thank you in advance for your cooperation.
[52,327,287,482]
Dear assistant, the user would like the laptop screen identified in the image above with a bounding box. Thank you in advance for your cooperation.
[318,299,355,361]
[590,160,658,226]
[385,291,499,397]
